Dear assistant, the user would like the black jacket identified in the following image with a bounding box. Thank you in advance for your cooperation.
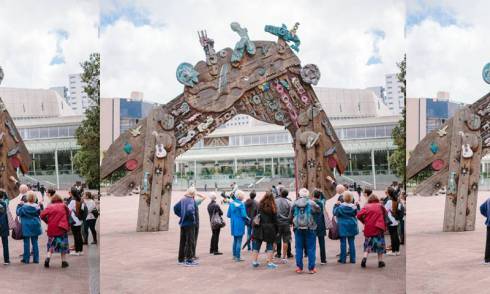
[252,208,278,243]
[207,200,223,221]
[244,199,258,220]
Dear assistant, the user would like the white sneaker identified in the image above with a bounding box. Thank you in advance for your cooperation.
[386,252,397,256]
[395,252,400,256]
[69,252,79,256]
[483,261,490,265]
[3,262,9,265]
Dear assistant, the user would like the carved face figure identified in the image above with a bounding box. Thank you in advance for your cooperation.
[300,64,321,85]
[176,63,199,87]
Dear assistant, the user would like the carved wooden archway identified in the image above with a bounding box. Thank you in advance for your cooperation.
[0,66,31,199]
[101,24,347,232]
[407,92,490,232]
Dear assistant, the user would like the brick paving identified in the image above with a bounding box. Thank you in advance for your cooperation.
[407,193,489,294]
[101,191,405,294]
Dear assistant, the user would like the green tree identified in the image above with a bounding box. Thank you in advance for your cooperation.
[73,53,100,189]
[389,54,406,186]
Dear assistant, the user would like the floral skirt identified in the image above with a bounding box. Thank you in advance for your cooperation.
[47,233,70,254]
[363,234,386,254]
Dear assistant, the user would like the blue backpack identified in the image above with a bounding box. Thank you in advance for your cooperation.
[293,202,312,229]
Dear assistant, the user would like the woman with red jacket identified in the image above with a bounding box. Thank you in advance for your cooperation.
[357,194,387,269]
[40,194,70,268]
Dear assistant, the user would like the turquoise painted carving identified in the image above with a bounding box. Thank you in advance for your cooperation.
[123,142,133,154]
[176,62,199,87]
[142,171,149,193]
[230,22,256,64]
[264,23,301,52]
[483,63,490,84]
[279,79,290,90]
[447,171,457,195]
[430,142,439,154]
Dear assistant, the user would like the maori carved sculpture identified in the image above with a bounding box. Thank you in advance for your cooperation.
[0,66,31,199]
[264,23,301,52]
[230,22,256,65]
[407,91,490,232]
[176,63,199,87]
[101,25,347,232]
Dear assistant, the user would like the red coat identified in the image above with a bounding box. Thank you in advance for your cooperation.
[357,203,386,237]
[40,202,70,237]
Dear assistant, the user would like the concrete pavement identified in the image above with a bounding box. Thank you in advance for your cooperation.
[406,193,489,294]
[101,191,405,294]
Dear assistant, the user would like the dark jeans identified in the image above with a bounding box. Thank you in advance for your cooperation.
[317,235,326,263]
[178,225,196,262]
[23,236,39,263]
[276,240,292,257]
[83,219,97,243]
[388,225,400,252]
[1,235,9,263]
[210,228,221,253]
[71,225,83,252]
[399,219,405,244]
[246,225,252,250]
[191,225,199,258]
[485,226,490,263]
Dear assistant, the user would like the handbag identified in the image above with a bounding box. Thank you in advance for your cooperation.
[328,217,339,240]
[11,217,23,240]
[210,210,225,229]
[92,208,99,219]
[7,206,16,230]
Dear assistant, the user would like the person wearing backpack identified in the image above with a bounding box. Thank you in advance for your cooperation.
[333,191,359,264]
[68,188,83,256]
[357,194,387,268]
[0,190,10,265]
[385,187,401,256]
[227,190,249,262]
[290,188,320,274]
[207,193,223,255]
[480,197,490,265]
[174,187,199,266]
[312,189,330,265]
[251,190,279,269]
[275,189,292,263]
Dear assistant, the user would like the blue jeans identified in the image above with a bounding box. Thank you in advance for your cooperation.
[339,236,356,263]
[294,229,316,271]
[246,225,252,250]
[1,235,9,263]
[232,236,243,259]
[23,236,39,263]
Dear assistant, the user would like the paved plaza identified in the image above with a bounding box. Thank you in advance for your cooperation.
[2,192,99,294]
[407,193,489,294]
[101,191,406,294]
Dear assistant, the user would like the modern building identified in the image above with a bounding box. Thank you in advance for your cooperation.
[384,73,404,114]
[406,94,465,152]
[174,87,401,190]
[67,73,94,114]
[0,87,84,188]
[100,91,154,151]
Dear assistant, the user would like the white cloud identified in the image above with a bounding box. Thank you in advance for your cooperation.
[407,0,490,103]
[101,0,405,103]
[0,0,99,89]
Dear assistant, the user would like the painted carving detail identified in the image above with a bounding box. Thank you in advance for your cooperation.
[264,23,301,52]
[300,64,321,85]
[230,22,256,64]
[176,63,199,87]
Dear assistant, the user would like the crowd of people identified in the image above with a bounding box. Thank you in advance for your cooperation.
[0,184,98,268]
[174,181,406,274]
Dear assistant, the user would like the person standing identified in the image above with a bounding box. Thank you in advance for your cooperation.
[385,187,401,256]
[40,194,70,268]
[0,190,10,265]
[312,190,329,265]
[227,190,249,262]
[357,194,387,268]
[480,197,490,265]
[244,190,258,251]
[17,191,42,264]
[333,191,359,264]
[251,190,279,269]
[82,192,98,245]
[275,189,292,263]
[291,188,320,274]
[191,191,206,260]
[174,187,198,266]
[207,193,223,255]
[68,188,84,256]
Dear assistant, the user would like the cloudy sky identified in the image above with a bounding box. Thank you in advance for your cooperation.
[406,0,490,103]
[0,0,98,89]
[100,0,405,103]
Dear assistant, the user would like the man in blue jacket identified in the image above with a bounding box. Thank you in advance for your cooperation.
[174,187,198,267]
[480,197,490,264]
